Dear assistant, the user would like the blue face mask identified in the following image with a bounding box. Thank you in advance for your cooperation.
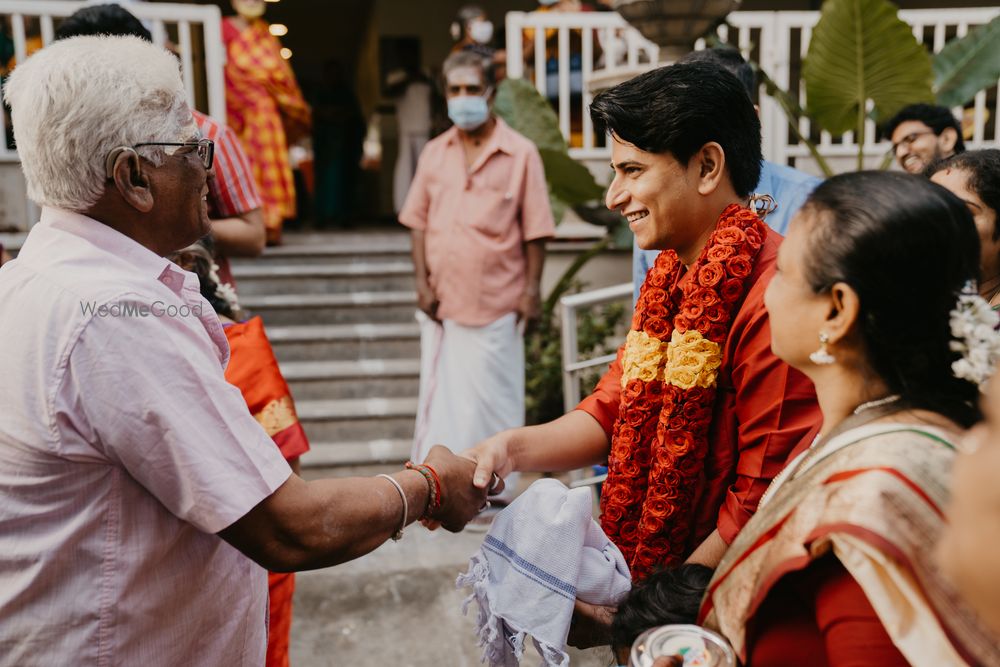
[447,94,490,131]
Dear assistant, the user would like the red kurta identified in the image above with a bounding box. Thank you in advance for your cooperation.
[223,317,309,667]
[577,230,820,548]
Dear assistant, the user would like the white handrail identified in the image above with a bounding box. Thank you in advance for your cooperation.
[560,281,631,412]
[0,0,225,230]
[507,7,1000,168]
[0,1,225,163]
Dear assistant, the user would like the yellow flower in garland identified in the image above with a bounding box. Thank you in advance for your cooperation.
[620,329,669,388]
[664,329,722,390]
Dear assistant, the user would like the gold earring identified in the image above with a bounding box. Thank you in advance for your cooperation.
[809,332,836,365]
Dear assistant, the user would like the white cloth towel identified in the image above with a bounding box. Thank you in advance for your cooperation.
[457,479,632,666]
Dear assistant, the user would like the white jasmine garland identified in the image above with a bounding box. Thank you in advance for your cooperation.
[949,281,1000,388]
[210,262,240,314]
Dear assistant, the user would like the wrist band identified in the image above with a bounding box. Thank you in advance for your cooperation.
[376,474,407,541]
[405,461,443,519]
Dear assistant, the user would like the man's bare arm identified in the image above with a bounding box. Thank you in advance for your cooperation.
[210,207,266,257]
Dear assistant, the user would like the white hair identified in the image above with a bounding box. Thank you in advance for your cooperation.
[3,35,194,212]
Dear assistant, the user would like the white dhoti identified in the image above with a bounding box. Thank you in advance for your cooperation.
[413,311,524,499]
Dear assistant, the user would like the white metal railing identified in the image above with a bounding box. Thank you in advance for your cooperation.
[0,0,225,165]
[507,8,1000,168]
[506,11,659,161]
[560,282,631,412]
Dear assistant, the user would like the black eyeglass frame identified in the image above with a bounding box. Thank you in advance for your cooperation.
[104,138,215,179]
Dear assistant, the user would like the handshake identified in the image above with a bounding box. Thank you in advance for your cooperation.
[417,433,514,532]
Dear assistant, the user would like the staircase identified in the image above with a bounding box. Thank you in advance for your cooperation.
[229,230,420,471]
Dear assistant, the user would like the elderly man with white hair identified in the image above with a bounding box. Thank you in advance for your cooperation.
[0,36,492,665]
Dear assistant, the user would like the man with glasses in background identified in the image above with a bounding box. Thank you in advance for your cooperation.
[884,102,966,175]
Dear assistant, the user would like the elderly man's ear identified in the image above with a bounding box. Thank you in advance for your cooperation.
[109,149,154,213]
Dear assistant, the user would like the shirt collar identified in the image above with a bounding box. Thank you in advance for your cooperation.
[34,206,196,296]
[445,116,515,158]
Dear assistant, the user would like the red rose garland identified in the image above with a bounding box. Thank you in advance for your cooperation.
[601,204,767,580]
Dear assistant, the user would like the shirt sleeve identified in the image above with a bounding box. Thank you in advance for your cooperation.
[717,277,821,543]
[397,148,433,231]
[59,305,291,534]
[520,146,557,242]
[207,124,263,218]
[575,346,625,438]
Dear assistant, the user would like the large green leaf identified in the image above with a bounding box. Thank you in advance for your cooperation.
[494,77,606,219]
[933,14,1000,108]
[804,0,934,136]
[538,148,606,205]
[494,78,568,153]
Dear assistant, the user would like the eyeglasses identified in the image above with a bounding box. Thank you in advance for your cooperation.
[105,138,215,178]
[890,130,935,155]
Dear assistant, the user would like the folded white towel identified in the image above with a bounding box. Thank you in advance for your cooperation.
[457,478,632,666]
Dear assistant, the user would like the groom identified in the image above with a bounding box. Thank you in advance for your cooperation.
[465,60,821,642]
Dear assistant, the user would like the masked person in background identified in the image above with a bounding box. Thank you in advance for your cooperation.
[450,5,507,82]
[398,51,555,510]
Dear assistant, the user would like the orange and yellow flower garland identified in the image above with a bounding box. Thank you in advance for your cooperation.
[601,204,767,580]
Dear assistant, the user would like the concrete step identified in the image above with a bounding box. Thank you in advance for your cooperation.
[282,358,421,400]
[244,240,411,265]
[265,322,420,362]
[296,396,418,442]
[231,262,415,296]
[243,291,417,326]
[299,439,411,469]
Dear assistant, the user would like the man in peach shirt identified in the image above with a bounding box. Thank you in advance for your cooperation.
[400,50,555,499]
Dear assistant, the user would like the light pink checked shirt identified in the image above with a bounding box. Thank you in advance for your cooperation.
[0,208,291,665]
[398,117,556,327]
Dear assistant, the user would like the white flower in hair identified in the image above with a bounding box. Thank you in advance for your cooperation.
[949,281,1000,388]
[210,262,240,313]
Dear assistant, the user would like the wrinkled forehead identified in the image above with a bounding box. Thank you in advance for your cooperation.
[445,65,485,89]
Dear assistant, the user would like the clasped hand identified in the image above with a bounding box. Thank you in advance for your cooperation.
[420,445,503,531]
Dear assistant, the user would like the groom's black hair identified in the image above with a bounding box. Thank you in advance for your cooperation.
[589,61,762,198]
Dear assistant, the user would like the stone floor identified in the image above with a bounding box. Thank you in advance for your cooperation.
[291,468,614,666]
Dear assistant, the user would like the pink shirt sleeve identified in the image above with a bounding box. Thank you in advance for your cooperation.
[60,304,291,534]
[520,147,556,242]
[398,147,433,231]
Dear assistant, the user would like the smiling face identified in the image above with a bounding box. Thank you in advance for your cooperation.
[605,134,704,255]
[891,120,956,175]
[231,0,265,19]
[931,167,1000,281]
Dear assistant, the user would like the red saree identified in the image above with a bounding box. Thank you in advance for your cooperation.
[222,18,311,243]
[223,316,309,667]
[701,424,1000,666]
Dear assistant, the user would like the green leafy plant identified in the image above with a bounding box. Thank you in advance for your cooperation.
[494,78,607,223]
[525,286,626,425]
[933,14,1000,108]
[803,0,934,170]
[493,77,631,424]
[713,1,1000,176]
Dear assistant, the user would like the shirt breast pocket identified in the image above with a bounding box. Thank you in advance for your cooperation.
[468,187,518,237]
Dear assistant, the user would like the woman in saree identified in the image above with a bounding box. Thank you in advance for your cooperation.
[930,149,1000,309]
[613,171,1000,665]
[170,239,309,667]
[223,0,311,245]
